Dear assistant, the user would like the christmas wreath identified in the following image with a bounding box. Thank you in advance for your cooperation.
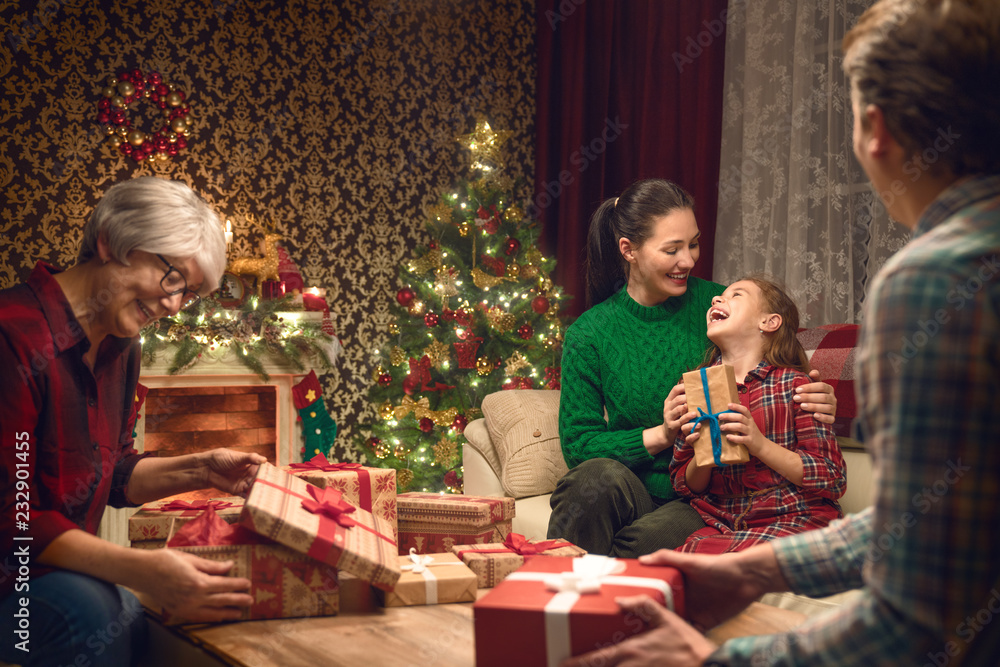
[95,68,192,163]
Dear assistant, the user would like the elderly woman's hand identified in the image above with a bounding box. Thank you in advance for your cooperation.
[144,548,254,622]
[202,449,267,497]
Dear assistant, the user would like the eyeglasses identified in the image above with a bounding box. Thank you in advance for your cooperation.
[156,254,201,311]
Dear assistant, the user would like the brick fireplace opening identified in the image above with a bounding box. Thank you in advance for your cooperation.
[143,385,278,501]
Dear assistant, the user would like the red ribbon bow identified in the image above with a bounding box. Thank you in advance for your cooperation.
[156,499,236,512]
[300,485,358,529]
[289,452,363,473]
[503,532,562,556]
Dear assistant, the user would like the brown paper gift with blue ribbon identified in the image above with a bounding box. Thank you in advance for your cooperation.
[682,364,750,468]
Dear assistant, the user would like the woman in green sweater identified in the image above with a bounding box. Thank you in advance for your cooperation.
[547,179,837,556]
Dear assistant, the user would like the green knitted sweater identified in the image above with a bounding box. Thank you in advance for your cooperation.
[558,278,726,500]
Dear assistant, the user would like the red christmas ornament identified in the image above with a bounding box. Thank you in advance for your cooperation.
[531,296,550,314]
[444,469,462,489]
[455,308,472,326]
[367,436,382,449]
[544,366,562,390]
[424,312,440,327]
[517,323,534,340]
[396,287,415,307]
[453,337,483,368]
[451,414,468,433]
[419,417,434,433]
[378,372,393,387]
[441,308,456,322]
[503,237,521,256]
[428,241,438,250]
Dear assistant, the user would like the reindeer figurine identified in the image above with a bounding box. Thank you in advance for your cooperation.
[228,219,283,296]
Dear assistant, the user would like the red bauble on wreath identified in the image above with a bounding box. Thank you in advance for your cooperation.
[95,69,192,164]
[517,323,534,340]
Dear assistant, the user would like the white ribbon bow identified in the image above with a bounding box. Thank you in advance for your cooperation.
[402,548,435,574]
[400,548,466,605]
[542,554,627,594]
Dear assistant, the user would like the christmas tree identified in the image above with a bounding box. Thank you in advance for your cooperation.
[354,121,569,493]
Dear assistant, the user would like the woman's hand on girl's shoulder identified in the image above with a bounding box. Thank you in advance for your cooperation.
[794,370,838,425]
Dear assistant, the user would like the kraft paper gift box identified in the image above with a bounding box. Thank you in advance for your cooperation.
[682,364,750,467]
[129,497,244,549]
[376,549,478,607]
[452,533,587,588]
[396,492,515,556]
[283,454,398,544]
[474,555,686,667]
[241,463,401,591]
[158,508,340,623]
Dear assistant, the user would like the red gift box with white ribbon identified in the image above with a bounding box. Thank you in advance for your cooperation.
[473,555,685,667]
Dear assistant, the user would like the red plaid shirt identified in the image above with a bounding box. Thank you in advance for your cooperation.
[670,361,846,554]
[0,263,149,598]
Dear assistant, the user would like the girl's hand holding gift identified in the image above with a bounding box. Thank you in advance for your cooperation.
[718,403,766,457]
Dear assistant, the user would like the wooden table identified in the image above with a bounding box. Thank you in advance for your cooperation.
[143,599,807,667]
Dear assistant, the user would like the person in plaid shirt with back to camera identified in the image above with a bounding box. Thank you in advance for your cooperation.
[565,0,1000,665]
[669,276,846,555]
[0,177,265,666]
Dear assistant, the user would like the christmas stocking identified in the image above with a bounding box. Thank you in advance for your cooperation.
[292,370,338,458]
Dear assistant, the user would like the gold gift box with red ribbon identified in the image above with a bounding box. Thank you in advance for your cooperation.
[451,533,586,588]
[396,491,515,556]
[282,453,397,544]
[128,496,244,549]
[241,463,401,591]
[474,555,686,667]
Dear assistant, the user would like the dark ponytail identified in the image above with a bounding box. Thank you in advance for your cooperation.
[584,179,695,308]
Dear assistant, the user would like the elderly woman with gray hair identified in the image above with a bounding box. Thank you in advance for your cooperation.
[0,177,264,666]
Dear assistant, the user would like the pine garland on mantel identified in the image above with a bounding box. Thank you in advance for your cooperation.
[140,295,337,381]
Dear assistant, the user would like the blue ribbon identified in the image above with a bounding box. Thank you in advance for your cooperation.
[689,367,736,466]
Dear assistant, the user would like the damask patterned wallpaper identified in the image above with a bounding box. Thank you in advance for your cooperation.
[0,0,536,460]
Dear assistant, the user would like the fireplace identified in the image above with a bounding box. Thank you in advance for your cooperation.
[142,385,278,500]
[96,347,320,546]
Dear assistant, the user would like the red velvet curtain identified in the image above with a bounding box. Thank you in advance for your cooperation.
[534,0,730,316]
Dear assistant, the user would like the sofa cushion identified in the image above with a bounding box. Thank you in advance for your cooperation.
[462,418,503,481]
[797,324,859,438]
[481,390,568,498]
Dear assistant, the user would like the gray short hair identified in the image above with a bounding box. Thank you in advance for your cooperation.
[79,177,227,292]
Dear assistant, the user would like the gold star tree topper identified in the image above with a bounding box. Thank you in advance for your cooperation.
[456,120,512,175]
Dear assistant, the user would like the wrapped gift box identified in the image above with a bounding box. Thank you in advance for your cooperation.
[376,550,478,607]
[283,454,397,543]
[129,497,244,549]
[158,508,340,623]
[452,533,586,588]
[396,492,515,556]
[474,555,685,667]
[241,463,401,591]
[682,364,750,467]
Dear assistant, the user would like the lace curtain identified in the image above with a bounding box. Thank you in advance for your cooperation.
[712,0,910,325]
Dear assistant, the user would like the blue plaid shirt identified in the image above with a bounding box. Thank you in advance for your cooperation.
[710,174,1000,666]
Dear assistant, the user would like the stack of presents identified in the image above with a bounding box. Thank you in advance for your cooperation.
[129,453,686,665]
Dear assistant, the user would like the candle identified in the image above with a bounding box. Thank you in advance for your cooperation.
[224,219,233,246]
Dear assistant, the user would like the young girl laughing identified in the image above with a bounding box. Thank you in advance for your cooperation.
[669,276,846,554]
